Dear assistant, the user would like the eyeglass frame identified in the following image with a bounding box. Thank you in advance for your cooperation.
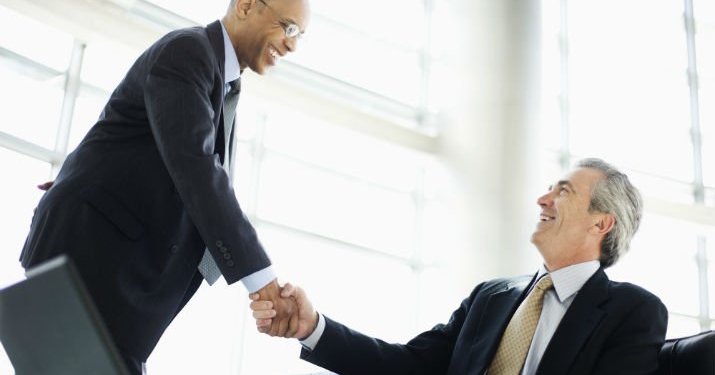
[257,0,304,39]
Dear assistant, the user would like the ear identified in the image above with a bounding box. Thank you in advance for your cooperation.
[235,0,257,19]
[590,213,615,236]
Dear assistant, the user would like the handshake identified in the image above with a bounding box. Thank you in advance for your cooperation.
[250,281,318,340]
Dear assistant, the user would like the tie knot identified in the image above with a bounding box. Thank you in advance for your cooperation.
[228,78,241,95]
[535,274,553,292]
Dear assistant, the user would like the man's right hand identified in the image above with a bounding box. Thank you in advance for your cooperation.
[254,279,299,337]
[250,282,318,340]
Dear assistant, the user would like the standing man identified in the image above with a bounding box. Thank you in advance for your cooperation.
[250,158,669,374]
[20,0,310,372]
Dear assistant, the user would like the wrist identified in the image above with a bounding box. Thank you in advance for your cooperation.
[298,311,319,340]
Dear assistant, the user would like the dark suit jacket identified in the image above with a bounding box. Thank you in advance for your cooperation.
[301,268,668,375]
[20,20,269,362]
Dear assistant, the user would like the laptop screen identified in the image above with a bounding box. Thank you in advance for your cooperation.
[0,255,129,375]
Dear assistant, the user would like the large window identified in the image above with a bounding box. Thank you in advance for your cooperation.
[541,0,715,337]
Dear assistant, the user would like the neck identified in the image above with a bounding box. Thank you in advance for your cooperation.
[540,248,599,272]
[221,15,246,70]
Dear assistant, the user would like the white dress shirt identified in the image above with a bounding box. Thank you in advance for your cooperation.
[219,20,275,293]
[300,260,601,373]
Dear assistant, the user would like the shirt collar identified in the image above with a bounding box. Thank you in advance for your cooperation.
[220,20,241,85]
[536,260,600,303]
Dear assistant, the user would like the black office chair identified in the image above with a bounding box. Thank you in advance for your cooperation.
[657,330,715,375]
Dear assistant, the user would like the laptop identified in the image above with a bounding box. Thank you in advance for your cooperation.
[0,255,129,375]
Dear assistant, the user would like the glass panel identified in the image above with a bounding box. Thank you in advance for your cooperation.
[568,0,692,182]
[311,0,424,49]
[709,234,715,321]
[234,94,262,142]
[0,5,73,71]
[233,142,256,212]
[67,87,111,152]
[237,224,418,374]
[540,0,564,153]
[0,344,9,375]
[417,265,466,332]
[286,17,423,106]
[607,214,700,316]
[143,0,226,25]
[263,110,422,192]
[148,276,247,374]
[256,154,416,257]
[0,148,51,288]
[697,0,715,188]
[624,168,697,205]
[80,39,138,92]
[0,62,65,149]
[666,314,702,339]
[421,199,459,265]
[707,187,715,207]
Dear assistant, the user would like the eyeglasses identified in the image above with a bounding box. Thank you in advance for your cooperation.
[257,0,303,39]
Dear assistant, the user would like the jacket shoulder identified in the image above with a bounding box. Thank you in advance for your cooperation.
[606,279,665,307]
[467,274,533,300]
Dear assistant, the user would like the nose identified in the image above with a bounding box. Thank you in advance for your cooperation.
[537,192,553,208]
[284,36,297,53]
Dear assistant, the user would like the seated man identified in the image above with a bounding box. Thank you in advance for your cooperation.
[249,158,668,375]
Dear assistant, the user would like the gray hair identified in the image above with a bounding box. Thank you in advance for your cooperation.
[576,158,643,268]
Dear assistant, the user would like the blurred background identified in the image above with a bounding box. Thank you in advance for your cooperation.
[0,0,713,373]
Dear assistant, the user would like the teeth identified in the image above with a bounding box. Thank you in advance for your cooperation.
[540,214,554,221]
[269,48,279,59]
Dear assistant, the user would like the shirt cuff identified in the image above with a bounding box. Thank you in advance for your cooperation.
[299,312,326,351]
[240,266,275,293]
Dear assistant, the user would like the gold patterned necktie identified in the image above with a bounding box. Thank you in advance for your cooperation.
[488,274,554,375]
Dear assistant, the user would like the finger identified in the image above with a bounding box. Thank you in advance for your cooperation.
[249,293,260,301]
[256,318,272,328]
[287,313,299,338]
[277,315,289,337]
[269,317,282,337]
[250,300,273,310]
[280,283,295,298]
[252,309,276,319]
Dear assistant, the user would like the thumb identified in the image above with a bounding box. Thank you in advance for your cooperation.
[280,282,296,298]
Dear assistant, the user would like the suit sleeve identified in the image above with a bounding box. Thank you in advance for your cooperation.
[591,294,668,375]
[299,284,484,375]
[144,33,270,284]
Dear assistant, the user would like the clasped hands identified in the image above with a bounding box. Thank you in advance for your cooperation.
[251,280,317,340]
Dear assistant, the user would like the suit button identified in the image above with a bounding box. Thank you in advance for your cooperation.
[219,246,228,253]
[216,240,223,247]
[223,253,231,260]
[170,245,179,253]
[226,260,234,267]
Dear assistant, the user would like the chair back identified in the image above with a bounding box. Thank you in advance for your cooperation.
[657,330,715,375]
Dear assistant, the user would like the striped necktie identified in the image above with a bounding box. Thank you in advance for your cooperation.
[488,274,554,374]
[197,78,241,285]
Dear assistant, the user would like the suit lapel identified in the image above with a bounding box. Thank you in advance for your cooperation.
[536,268,609,375]
[471,275,534,372]
[205,20,228,163]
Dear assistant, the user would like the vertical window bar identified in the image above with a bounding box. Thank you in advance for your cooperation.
[684,0,710,331]
[52,39,86,176]
[696,236,711,330]
[683,0,704,203]
[558,0,571,171]
[418,0,434,128]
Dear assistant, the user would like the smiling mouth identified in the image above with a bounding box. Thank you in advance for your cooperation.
[268,47,281,61]
[540,214,556,222]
